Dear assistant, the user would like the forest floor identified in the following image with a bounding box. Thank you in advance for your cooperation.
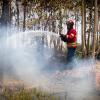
[0,60,100,100]
[50,60,100,100]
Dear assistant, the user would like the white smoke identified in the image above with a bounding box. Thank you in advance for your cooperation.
[0,30,98,99]
[0,30,57,86]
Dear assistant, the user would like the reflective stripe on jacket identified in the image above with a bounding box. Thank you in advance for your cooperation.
[67,42,77,48]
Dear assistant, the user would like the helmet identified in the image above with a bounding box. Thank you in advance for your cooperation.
[66,20,74,25]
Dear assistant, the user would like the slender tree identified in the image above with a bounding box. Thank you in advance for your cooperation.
[86,8,92,56]
[0,0,10,28]
[92,0,98,58]
[16,0,20,31]
[58,8,62,35]
[22,0,27,31]
[81,0,86,57]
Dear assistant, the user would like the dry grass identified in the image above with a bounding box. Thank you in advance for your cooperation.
[0,86,59,100]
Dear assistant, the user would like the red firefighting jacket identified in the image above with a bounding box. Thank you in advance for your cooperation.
[66,28,77,48]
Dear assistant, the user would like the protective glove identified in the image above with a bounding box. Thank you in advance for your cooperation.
[59,33,67,42]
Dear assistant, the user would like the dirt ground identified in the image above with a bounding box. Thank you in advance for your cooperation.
[0,60,100,100]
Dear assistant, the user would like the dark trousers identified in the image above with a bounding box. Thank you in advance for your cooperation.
[67,47,76,64]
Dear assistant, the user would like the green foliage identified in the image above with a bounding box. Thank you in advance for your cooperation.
[32,0,82,12]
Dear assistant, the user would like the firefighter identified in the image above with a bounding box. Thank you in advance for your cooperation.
[60,20,77,68]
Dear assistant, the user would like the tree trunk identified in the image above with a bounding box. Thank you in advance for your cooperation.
[81,0,86,57]
[59,9,62,35]
[87,8,92,56]
[23,4,27,32]
[92,0,98,58]
[74,7,77,30]
[44,12,50,31]
[48,12,52,31]
[96,8,99,52]
[52,13,56,33]
[9,1,12,27]
[0,0,10,26]
[16,0,20,31]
